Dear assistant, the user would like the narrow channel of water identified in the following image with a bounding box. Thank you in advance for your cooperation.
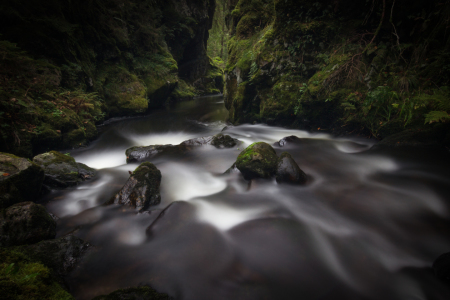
[44,95,450,300]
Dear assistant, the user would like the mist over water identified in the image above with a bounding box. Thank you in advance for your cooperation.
[44,95,450,300]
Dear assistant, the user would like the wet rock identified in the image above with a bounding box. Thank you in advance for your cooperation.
[127,134,239,163]
[211,133,238,148]
[181,136,214,146]
[146,201,197,238]
[275,152,307,185]
[0,152,44,208]
[126,144,189,163]
[33,151,96,189]
[92,285,173,300]
[107,162,161,211]
[433,252,450,282]
[181,133,239,148]
[274,135,303,147]
[0,202,56,246]
[18,234,91,277]
[235,142,278,180]
[223,162,240,175]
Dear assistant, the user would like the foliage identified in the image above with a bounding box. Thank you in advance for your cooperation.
[0,248,73,299]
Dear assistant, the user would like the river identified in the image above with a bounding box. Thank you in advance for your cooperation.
[43,95,450,300]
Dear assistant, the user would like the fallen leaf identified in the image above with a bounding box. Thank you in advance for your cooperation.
[3,173,10,176]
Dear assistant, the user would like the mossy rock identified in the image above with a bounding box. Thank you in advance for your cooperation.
[16,234,90,278]
[92,285,172,300]
[0,248,73,300]
[0,202,56,247]
[125,144,189,163]
[62,128,86,148]
[33,151,96,189]
[236,142,278,180]
[107,162,162,211]
[0,152,44,208]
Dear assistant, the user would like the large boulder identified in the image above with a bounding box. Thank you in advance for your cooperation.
[0,202,56,246]
[33,151,96,189]
[0,152,44,208]
[107,162,162,211]
[275,152,307,184]
[235,142,278,180]
[17,234,91,277]
[92,286,172,300]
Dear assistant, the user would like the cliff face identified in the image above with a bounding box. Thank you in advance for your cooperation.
[224,0,450,141]
[0,0,217,157]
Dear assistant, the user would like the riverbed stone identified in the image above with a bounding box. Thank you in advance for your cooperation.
[107,162,162,211]
[0,152,44,208]
[0,202,56,246]
[274,135,303,147]
[92,285,172,300]
[275,152,307,185]
[126,144,189,163]
[181,133,239,148]
[17,234,91,277]
[235,142,278,180]
[33,151,96,189]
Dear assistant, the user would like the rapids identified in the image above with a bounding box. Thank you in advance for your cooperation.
[43,95,450,300]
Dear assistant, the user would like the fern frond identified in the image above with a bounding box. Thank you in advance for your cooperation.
[424,111,450,124]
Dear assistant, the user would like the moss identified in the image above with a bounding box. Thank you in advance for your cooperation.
[62,128,86,148]
[0,248,73,300]
[236,142,278,179]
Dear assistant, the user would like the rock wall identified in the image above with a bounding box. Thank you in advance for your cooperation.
[224,0,450,141]
[0,0,217,157]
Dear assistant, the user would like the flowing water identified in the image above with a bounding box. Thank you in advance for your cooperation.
[44,95,450,300]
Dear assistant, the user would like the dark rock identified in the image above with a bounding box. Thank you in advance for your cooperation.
[433,252,450,282]
[211,133,238,148]
[181,133,239,148]
[0,152,44,208]
[127,134,240,163]
[0,202,56,246]
[17,234,91,277]
[274,135,303,147]
[275,152,307,185]
[92,285,173,300]
[33,151,96,189]
[107,162,162,211]
[126,144,189,163]
[235,142,278,180]
[181,136,214,146]
[146,201,197,238]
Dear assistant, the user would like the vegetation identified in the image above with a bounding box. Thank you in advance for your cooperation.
[224,0,450,140]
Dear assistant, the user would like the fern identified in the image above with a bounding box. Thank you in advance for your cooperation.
[424,111,450,124]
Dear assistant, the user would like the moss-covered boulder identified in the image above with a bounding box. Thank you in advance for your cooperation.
[0,202,56,247]
[33,151,96,189]
[16,234,90,278]
[235,142,278,180]
[0,153,44,208]
[107,162,162,211]
[0,248,74,300]
[275,152,307,185]
[92,285,172,300]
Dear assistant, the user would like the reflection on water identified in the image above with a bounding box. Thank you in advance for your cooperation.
[43,95,450,300]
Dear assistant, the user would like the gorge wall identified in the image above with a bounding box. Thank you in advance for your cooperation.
[0,0,221,157]
[224,0,450,143]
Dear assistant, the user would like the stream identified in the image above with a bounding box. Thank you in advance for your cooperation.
[43,95,450,300]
